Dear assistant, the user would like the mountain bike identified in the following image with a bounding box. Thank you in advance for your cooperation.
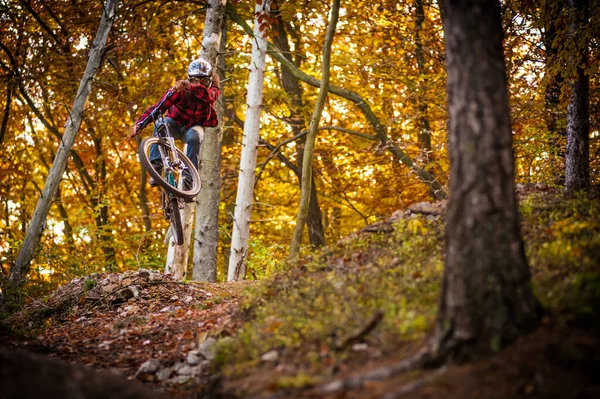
[137,91,201,245]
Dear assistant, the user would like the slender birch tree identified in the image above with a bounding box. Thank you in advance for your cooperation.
[288,0,340,261]
[193,0,227,282]
[227,0,270,281]
[9,0,118,288]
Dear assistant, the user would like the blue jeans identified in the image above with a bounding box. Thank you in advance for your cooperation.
[149,117,203,171]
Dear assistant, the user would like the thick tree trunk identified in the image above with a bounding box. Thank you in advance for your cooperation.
[10,0,118,287]
[192,0,227,282]
[565,0,590,192]
[432,0,541,361]
[227,0,269,281]
[289,0,340,261]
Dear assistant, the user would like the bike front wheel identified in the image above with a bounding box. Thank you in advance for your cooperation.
[139,137,201,200]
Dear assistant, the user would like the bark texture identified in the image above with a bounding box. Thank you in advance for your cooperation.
[227,0,269,281]
[289,0,340,261]
[432,0,541,361]
[192,0,227,283]
[565,0,590,192]
[10,0,118,287]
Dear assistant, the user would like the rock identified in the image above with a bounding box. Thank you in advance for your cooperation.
[137,269,150,278]
[156,366,173,382]
[390,210,405,220]
[198,338,217,360]
[187,350,201,366]
[167,375,192,385]
[408,201,446,215]
[260,350,279,362]
[183,295,193,305]
[134,359,161,379]
[177,365,194,376]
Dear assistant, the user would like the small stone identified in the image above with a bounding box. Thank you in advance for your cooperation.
[183,295,193,305]
[390,210,405,220]
[156,366,173,381]
[187,350,201,365]
[352,343,368,351]
[170,295,179,302]
[260,350,279,362]
[167,375,192,385]
[135,359,161,379]
[138,269,150,278]
[178,365,194,375]
[198,338,217,360]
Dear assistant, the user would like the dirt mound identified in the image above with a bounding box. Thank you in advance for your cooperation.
[4,270,253,395]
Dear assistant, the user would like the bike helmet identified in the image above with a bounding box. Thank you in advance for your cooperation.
[187,58,212,78]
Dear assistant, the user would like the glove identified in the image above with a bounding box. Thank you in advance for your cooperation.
[129,125,139,139]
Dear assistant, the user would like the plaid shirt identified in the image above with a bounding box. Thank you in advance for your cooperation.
[135,83,220,131]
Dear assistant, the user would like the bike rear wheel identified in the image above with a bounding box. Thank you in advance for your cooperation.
[139,136,201,200]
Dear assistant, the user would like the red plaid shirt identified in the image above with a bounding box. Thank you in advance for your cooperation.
[135,83,220,131]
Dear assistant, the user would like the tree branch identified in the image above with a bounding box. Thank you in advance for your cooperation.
[227,4,447,199]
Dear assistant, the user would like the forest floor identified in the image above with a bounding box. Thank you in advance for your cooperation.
[1,186,599,398]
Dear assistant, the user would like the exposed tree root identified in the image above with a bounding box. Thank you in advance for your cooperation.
[381,366,447,399]
[316,348,431,394]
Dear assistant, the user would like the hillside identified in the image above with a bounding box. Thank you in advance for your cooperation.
[2,186,599,398]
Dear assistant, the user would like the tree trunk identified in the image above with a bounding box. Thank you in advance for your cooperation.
[166,201,195,280]
[166,143,198,280]
[542,1,566,183]
[414,0,432,161]
[271,2,326,248]
[227,0,269,281]
[289,0,340,261]
[134,132,152,233]
[565,0,590,192]
[10,0,118,287]
[192,0,227,282]
[431,0,541,362]
[0,85,12,145]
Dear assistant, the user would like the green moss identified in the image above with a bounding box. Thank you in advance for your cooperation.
[216,217,445,377]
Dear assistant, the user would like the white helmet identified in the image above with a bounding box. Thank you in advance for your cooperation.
[187,58,212,78]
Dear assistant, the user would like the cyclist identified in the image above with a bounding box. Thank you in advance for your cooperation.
[129,58,220,192]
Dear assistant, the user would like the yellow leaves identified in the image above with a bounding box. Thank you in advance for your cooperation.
[407,218,427,235]
[263,316,283,334]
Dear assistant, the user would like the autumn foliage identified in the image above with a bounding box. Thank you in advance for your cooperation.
[0,0,598,295]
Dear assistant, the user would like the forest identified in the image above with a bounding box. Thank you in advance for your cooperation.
[0,0,599,398]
